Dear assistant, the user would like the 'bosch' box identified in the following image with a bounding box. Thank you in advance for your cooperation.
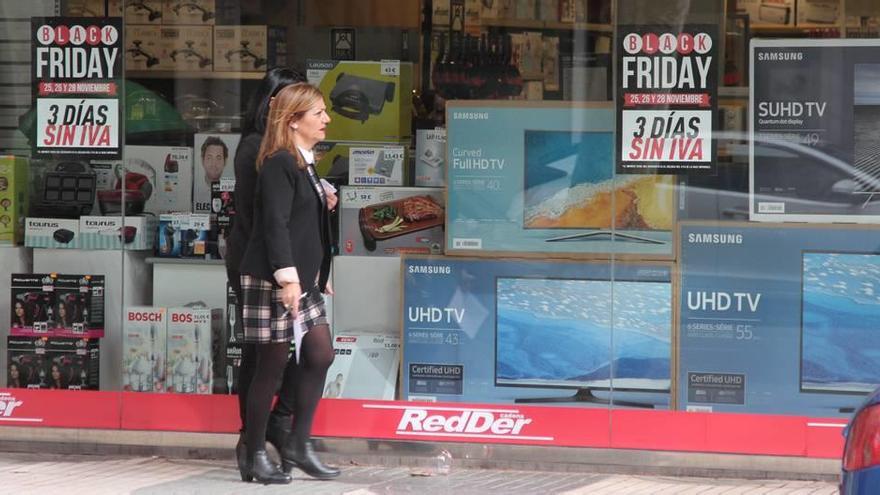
[45,337,100,390]
[10,274,54,337]
[7,336,50,389]
[165,308,219,394]
[339,186,445,256]
[163,0,216,24]
[0,156,29,246]
[307,60,413,142]
[53,274,105,338]
[123,306,167,392]
[25,217,80,249]
[193,133,240,213]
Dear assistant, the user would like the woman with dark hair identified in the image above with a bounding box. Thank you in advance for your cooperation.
[225,67,310,478]
[237,82,338,484]
[8,363,22,388]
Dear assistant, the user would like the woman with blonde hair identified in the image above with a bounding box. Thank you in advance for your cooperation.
[237,82,339,484]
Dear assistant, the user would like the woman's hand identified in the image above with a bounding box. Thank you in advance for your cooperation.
[281,282,302,319]
[323,280,334,296]
[326,190,338,211]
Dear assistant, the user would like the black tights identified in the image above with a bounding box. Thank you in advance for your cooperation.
[289,324,335,447]
[243,324,334,454]
[237,344,297,429]
[244,342,289,455]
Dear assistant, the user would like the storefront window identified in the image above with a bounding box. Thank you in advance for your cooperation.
[0,0,878,456]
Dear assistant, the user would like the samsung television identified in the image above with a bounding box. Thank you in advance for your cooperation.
[522,130,674,243]
[801,251,880,394]
[494,276,672,404]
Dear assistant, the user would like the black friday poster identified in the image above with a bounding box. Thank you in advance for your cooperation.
[616,25,718,175]
[750,39,880,223]
[32,18,122,158]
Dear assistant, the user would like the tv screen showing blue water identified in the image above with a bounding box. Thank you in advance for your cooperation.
[495,277,671,391]
[801,252,880,394]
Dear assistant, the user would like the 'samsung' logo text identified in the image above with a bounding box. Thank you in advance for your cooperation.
[687,233,743,245]
[408,265,451,275]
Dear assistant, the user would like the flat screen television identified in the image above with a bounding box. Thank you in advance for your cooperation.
[801,251,880,394]
[495,276,672,404]
[521,129,674,243]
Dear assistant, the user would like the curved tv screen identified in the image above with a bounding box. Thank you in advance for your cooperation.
[801,251,880,394]
[495,276,672,392]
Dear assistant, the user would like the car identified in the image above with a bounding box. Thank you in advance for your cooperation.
[840,385,880,494]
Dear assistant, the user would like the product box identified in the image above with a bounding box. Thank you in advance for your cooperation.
[66,0,108,16]
[213,25,269,72]
[414,129,446,187]
[0,156,29,246]
[10,274,54,337]
[78,215,157,250]
[193,133,240,213]
[348,145,407,186]
[7,336,50,389]
[339,186,444,256]
[156,213,211,258]
[163,0,216,24]
[45,337,100,390]
[123,307,167,392]
[221,282,243,394]
[165,308,219,394]
[737,0,795,26]
[679,222,880,416]
[52,274,105,338]
[323,332,400,400]
[125,25,163,71]
[124,145,193,214]
[307,60,414,142]
[53,274,105,338]
[314,141,365,181]
[25,217,80,249]
[446,102,674,258]
[160,25,214,72]
[210,178,235,259]
[114,0,164,23]
[797,0,840,25]
[402,257,673,406]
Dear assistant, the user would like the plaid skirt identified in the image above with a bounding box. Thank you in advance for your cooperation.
[240,274,328,344]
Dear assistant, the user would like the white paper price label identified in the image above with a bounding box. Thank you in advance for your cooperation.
[380,60,400,77]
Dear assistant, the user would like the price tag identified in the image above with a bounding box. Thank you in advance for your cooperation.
[380,60,400,77]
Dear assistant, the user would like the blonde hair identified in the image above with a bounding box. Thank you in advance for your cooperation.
[256,83,325,171]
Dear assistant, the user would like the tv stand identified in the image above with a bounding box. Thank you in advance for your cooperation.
[514,388,655,408]
[544,230,665,245]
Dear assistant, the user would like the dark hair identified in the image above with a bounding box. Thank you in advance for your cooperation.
[242,67,307,136]
[201,136,228,159]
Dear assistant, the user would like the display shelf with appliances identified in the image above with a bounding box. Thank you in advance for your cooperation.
[482,19,614,33]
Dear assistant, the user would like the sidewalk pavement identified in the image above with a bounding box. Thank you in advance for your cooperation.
[0,451,838,495]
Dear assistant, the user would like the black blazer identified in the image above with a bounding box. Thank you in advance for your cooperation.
[239,149,332,291]
[225,132,261,281]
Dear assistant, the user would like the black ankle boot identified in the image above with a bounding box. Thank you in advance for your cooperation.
[235,434,251,482]
[245,449,292,485]
[266,412,292,454]
[281,439,340,480]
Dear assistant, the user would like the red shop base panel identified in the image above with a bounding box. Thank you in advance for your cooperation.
[0,389,846,459]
